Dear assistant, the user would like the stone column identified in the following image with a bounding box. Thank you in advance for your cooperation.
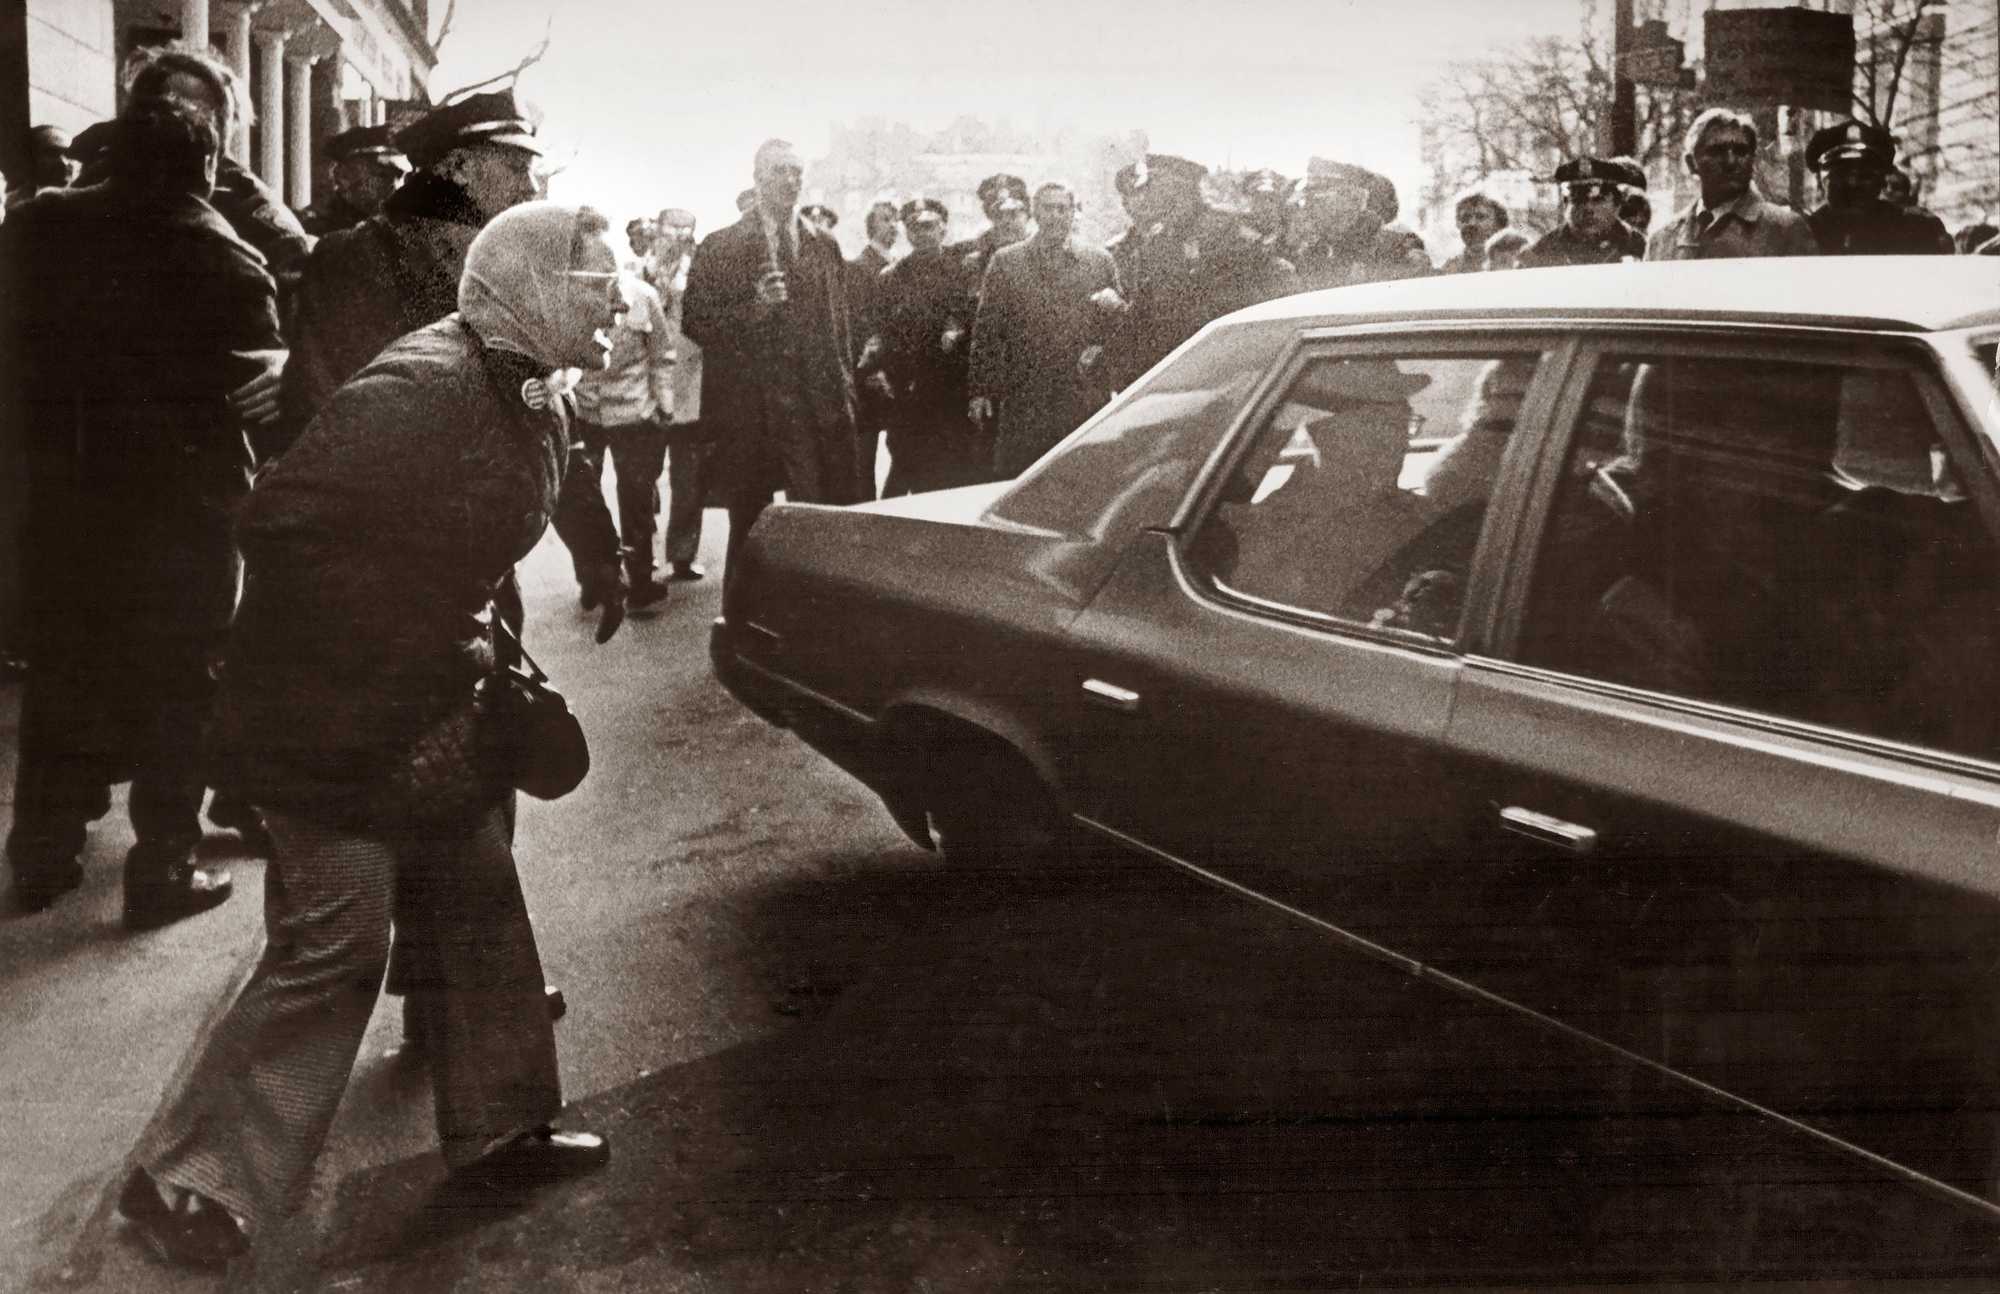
[220,4,260,161]
[181,0,211,50]
[286,51,315,208]
[253,30,285,190]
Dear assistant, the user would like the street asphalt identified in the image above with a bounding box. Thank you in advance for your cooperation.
[6,505,2000,1291]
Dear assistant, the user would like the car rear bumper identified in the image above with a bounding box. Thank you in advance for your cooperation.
[710,617,932,848]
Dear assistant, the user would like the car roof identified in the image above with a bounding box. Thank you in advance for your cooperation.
[1230,256,2000,335]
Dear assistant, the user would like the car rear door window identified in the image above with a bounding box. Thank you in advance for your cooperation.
[1517,348,2000,759]
[1186,351,1544,643]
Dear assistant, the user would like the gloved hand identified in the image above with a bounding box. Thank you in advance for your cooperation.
[594,583,626,644]
[582,563,627,644]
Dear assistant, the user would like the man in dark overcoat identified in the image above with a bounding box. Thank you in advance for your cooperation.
[968,182,1122,477]
[1,51,280,924]
[681,138,862,584]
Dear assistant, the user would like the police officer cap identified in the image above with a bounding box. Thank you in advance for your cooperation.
[1242,167,1288,198]
[1605,155,1648,191]
[1807,119,1895,172]
[1132,154,1207,192]
[1552,156,1623,189]
[325,124,409,170]
[1303,158,1398,223]
[900,197,948,225]
[801,203,839,227]
[976,173,1028,212]
[393,88,542,169]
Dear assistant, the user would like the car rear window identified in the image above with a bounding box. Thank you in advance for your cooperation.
[985,320,1287,543]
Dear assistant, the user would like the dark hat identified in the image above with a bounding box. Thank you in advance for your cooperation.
[801,203,839,227]
[1242,167,1288,198]
[1131,154,1206,193]
[1303,158,1398,222]
[1807,119,1894,172]
[393,88,541,168]
[68,120,117,164]
[1291,358,1433,409]
[1605,155,1648,191]
[1552,156,1624,189]
[900,197,948,225]
[325,124,408,170]
[976,173,1028,212]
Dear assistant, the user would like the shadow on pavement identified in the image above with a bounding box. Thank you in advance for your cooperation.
[316,847,2000,1291]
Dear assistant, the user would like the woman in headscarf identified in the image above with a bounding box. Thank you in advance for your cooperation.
[119,201,627,1270]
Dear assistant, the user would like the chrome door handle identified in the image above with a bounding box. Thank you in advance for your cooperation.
[1499,806,1598,855]
[1082,678,1141,713]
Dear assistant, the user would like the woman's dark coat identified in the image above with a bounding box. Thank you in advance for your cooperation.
[212,318,573,826]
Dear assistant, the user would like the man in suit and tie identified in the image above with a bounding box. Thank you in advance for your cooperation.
[682,138,862,586]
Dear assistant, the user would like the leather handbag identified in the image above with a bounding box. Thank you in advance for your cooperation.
[486,619,591,801]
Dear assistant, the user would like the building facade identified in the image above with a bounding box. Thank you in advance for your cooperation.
[3,0,434,211]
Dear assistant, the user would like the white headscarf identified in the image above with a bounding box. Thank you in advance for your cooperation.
[459,200,595,368]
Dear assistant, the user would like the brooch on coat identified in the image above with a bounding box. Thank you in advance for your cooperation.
[520,377,554,411]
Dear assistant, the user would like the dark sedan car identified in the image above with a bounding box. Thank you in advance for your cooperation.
[714,257,2000,1228]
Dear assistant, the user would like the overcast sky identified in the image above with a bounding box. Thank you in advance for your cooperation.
[430,0,1592,235]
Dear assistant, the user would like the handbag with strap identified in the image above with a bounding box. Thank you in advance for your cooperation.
[484,618,591,801]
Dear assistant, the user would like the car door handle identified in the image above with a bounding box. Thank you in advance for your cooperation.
[1082,678,1142,713]
[1499,806,1599,855]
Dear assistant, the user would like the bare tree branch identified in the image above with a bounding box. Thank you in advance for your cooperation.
[429,0,457,56]
[441,11,554,102]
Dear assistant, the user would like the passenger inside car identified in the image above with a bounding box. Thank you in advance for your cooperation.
[1524,354,2000,759]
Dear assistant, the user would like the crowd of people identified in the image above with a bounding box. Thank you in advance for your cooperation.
[0,37,1996,1273]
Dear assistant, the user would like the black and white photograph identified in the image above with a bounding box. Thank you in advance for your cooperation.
[4,0,2000,1288]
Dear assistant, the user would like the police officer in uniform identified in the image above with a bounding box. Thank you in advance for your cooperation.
[299,125,408,236]
[1284,157,1431,291]
[868,198,986,494]
[1804,120,1952,257]
[1518,156,1647,268]
[1239,168,1291,251]
[1102,153,1295,388]
[950,173,1031,283]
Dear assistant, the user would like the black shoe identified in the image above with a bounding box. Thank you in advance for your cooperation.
[12,857,83,914]
[578,584,602,612]
[123,849,233,932]
[626,575,671,614]
[669,562,706,582]
[453,1125,610,1191]
[118,1168,248,1269]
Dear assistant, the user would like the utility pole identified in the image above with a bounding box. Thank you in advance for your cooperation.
[1609,0,1638,157]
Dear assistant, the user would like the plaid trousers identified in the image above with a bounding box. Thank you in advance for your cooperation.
[136,801,562,1232]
